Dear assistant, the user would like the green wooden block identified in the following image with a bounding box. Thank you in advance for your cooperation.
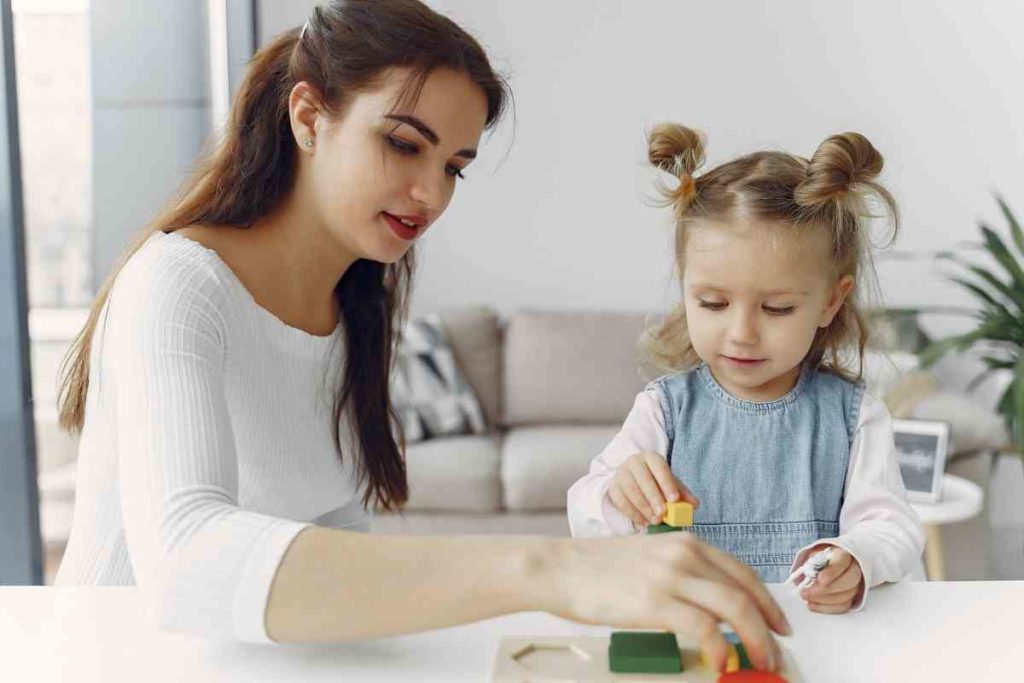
[646,522,683,535]
[725,631,754,669]
[608,631,683,674]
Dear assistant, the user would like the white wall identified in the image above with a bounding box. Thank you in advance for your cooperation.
[259,1,1024,334]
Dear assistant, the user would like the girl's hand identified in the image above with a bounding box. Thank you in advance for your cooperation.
[799,545,865,613]
[555,533,793,673]
[608,452,700,526]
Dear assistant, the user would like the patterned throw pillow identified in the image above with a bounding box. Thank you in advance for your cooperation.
[392,314,487,443]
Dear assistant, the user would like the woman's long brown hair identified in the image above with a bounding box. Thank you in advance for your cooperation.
[58,0,509,510]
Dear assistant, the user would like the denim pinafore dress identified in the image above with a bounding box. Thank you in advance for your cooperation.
[649,362,864,582]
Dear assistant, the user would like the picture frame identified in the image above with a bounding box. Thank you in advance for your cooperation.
[891,418,951,503]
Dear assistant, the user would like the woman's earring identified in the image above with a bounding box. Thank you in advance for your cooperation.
[303,138,314,150]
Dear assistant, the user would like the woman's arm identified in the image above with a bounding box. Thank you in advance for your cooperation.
[267,526,793,673]
[107,247,311,641]
[106,244,790,672]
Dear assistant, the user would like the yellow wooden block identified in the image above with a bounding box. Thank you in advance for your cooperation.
[662,501,693,527]
[700,644,740,673]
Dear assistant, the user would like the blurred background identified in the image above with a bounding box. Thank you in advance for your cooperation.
[2,0,1022,586]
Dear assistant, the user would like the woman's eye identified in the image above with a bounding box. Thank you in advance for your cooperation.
[698,300,726,311]
[764,305,795,315]
[386,135,418,154]
[445,164,466,180]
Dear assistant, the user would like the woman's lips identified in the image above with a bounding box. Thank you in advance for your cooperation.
[382,212,419,241]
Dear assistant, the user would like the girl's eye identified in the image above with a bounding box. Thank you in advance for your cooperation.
[386,135,418,154]
[445,164,466,180]
[698,300,726,311]
[764,305,795,315]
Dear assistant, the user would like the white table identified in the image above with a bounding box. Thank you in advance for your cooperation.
[910,473,985,580]
[1,582,1022,682]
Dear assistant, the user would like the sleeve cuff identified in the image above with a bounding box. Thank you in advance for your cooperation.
[234,520,313,643]
[596,477,640,535]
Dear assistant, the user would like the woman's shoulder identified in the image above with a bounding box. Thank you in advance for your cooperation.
[110,229,243,324]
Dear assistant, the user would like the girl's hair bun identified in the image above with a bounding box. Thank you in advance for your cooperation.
[648,123,705,211]
[794,132,884,209]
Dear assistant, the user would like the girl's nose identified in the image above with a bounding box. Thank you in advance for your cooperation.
[728,309,759,345]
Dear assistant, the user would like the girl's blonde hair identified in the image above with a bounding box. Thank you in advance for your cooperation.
[644,124,899,381]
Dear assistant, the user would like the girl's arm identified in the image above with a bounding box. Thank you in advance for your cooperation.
[790,391,926,609]
[566,389,669,536]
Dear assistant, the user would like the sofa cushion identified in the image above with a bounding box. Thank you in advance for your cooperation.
[501,425,620,511]
[402,434,503,512]
[438,307,503,429]
[504,311,650,426]
[393,314,487,442]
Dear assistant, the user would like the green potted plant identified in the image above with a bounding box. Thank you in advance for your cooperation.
[918,195,1024,458]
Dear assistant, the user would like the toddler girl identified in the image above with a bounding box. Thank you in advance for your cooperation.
[568,124,925,613]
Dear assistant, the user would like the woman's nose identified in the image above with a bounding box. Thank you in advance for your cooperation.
[408,168,447,212]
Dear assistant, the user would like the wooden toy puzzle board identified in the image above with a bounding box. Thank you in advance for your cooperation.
[491,635,803,682]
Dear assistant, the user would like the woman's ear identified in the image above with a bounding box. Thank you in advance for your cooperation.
[289,81,324,152]
[819,274,855,328]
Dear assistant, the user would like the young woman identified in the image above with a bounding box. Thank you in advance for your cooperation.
[54,1,790,672]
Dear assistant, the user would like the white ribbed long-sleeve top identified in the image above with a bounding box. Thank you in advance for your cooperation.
[55,231,370,642]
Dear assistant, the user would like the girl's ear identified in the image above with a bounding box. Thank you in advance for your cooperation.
[819,274,855,328]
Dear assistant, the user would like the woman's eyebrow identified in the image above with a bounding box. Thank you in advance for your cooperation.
[383,114,477,159]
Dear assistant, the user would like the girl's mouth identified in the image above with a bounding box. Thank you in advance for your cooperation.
[724,355,766,367]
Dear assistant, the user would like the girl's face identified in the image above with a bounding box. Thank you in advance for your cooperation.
[293,67,489,265]
[682,221,854,402]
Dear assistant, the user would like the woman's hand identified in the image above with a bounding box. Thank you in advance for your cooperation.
[608,452,699,526]
[799,545,865,614]
[551,532,793,673]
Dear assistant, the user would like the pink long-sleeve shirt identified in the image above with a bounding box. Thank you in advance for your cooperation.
[567,386,926,609]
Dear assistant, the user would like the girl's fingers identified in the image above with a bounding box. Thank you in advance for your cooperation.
[814,547,852,587]
[807,599,853,614]
[608,486,648,527]
[643,454,684,503]
[621,479,656,524]
[806,585,860,606]
[673,575,782,672]
[629,460,669,521]
[698,542,793,637]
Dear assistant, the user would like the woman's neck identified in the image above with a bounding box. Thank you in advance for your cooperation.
[247,196,356,335]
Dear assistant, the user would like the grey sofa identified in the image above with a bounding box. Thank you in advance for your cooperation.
[373,307,654,536]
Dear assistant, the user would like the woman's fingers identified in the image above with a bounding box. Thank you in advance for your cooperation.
[673,575,782,672]
[698,542,793,637]
[658,601,731,673]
